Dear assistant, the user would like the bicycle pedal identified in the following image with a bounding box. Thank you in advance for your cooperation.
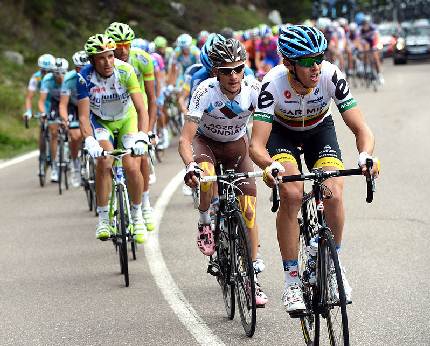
[207,262,220,277]
[288,309,308,318]
[256,303,266,309]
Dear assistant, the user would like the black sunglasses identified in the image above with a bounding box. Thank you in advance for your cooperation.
[217,63,245,75]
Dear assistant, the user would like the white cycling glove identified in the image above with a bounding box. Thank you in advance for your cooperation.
[24,109,32,119]
[132,131,149,156]
[184,161,203,183]
[85,136,103,158]
[358,152,373,167]
[263,161,285,184]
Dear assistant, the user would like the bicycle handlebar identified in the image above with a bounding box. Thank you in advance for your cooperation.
[199,170,263,183]
[270,162,375,212]
[102,149,133,158]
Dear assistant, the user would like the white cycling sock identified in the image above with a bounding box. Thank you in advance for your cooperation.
[198,209,211,225]
[131,204,142,220]
[284,264,301,287]
[142,191,150,209]
[73,158,80,170]
[97,205,109,223]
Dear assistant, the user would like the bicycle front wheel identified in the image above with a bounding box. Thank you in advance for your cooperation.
[233,211,256,337]
[319,228,349,346]
[117,185,129,287]
[58,135,64,195]
[216,214,235,320]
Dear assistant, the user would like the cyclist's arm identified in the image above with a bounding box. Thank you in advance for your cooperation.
[131,92,149,133]
[59,94,70,124]
[249,119,273,169]
[178,87,189,115]
[342,107,375,155]
[78,97,92,139]
[24,90,34,113]
[144,79,156,131]
[178,117,198,166]
[38,92,48,114]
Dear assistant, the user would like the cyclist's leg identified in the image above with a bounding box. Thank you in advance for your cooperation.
[47,106,60,181]
[69,105,82,186]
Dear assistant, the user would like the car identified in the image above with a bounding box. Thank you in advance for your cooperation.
[392,25,430,64]
[378,22,400,57]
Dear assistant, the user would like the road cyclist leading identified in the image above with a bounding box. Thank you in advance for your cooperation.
[77,33,150,244]
[38,57,69,183]
[179,38,268,307]
[59,50,90,187]
[249,25,380,314]
[105,22,157,232]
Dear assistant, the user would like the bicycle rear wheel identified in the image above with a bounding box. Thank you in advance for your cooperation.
[58,135,64,195]
[233,211,256,337]
[117,185,129,287]
[319,228,349,346]
[216,213,235,320]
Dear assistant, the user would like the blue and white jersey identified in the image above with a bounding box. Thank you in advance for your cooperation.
[61,70,79,106]
[188,77,261,142]
[28,70,43,92]
[40,73,63,102]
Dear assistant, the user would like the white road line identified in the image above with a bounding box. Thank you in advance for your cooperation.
[147,170,224,346]
[0,150,38,170]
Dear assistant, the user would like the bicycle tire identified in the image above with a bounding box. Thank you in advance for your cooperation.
[233,210,256,337]
[319,227,349,346]
[117,185,129,287]
[58,134,64,195]
[215,212,235,320]
[39,157,47,187]
[39,127,48,187]
[155,147,164,163]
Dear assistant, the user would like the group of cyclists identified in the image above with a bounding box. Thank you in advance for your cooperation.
[23,17,380,320]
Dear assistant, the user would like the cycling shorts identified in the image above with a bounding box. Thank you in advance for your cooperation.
[47,99,61,124]
[192,134,257,197]
[267,116,344,171]
[90,112,138,149]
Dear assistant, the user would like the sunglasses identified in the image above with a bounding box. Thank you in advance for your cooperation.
[217,63,245,75]
[116,41,130,49]
[292,54,324,68]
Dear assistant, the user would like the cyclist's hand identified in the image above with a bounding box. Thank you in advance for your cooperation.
[36,112,46,119]
[85,136,103,158]
[358,152,380,178]
[60,118,68,129]
[148,131,158,146]
[184,161,202,188]
[263,161,285,188]
[132,131,149,156]
[23,109,32,119]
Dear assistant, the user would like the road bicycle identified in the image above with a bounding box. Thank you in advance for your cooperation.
[196,165,263,337]
[270,159,375,346]
[57,125,70,195]
[37,113,51,187]
[103,149,138,287]
[80,145,97,216]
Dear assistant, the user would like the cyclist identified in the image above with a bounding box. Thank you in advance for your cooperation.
[179,38,268,306]
[359,16,384,84]
[254,24,280,78]
[24,54,55,122]
[77,33,149,243]
[197,30,209,49]
[38,57,69,182]
[249,25,379,314]
[168,33,200,87]
[105,22,156,232]
[59,50,89,187]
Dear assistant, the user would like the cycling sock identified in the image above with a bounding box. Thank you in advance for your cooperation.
[142,191,150,208]
[198,209,211,225]
[336,244,341,254]
[130,204,142,220]
[97,205,109,222]
[283,259,300,286]
[73,158,80,170]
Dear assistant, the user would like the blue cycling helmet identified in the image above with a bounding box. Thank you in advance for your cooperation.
[200,33,225,71]
[278,25,327,59]
[131,38,150,52]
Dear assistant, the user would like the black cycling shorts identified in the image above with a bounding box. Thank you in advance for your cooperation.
[266,115,344,171]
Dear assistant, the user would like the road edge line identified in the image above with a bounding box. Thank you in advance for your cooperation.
[0,150,38,170]
[147,169,224,346]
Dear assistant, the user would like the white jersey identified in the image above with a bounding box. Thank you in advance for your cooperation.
[188,77,261,142]
[254,61,357,131]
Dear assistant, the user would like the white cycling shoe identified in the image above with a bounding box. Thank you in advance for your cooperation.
[282,283,306,313]
[329,265,352,303]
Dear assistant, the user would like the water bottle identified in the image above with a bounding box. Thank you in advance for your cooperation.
[307,236,318,284]
[115,166,125,182]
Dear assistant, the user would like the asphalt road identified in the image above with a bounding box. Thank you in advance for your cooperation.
[1,61,429,346]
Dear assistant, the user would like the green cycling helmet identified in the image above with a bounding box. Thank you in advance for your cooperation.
[154,36,167,48]
[84,34,117,56]
[105,22,135,42]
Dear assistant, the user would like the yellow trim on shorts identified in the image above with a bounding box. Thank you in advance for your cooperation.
[313,157,344,170]
[200,162,215,192]
[272,153,298,166]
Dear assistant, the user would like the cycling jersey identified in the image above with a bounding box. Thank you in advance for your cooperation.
[40,73,63,102]
[360,24,379,48]
[253,61,357,131]
[151,52,165,72]
[128,48,155,105]
[183,63,203,94]
[188,77,260,142]
[170,46,200,70]
[61,70,79,106]
[77,58,141,121]
[256,37,280,66]
[28,70,43,92]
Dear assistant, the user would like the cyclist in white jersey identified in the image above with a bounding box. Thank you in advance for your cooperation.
[249,25,380,314]
[179,38,268,307]
[77,34,150,243]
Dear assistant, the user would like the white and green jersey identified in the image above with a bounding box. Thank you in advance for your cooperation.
[77,58,141,121]
[254,61,357,131]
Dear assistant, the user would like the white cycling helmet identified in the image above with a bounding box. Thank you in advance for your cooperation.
[54,58,69,74]
[37,53,55,71]
[316,17,332,31]
[176,33,192,48]
[72,50,89,67]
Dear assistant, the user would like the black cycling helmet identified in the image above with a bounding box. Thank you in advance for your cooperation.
[209,38,247,67]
